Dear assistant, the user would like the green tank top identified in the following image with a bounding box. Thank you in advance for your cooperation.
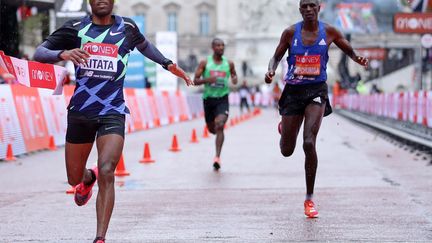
[202,55,231,99]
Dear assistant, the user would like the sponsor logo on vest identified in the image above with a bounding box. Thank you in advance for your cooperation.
[84,59,115,71]
[83,43,118,58]
[80,43,118,78]
[109,31,122,36]
[296,55,320,64]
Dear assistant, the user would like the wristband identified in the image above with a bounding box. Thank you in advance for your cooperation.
[162,59,173,70]
[57,50,65,60]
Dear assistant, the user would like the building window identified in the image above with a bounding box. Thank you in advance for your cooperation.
[199,12,209,36]
[167,12,177,32]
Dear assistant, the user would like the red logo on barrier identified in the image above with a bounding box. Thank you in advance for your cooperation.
[0,52,17,77]
[28,61,56,89]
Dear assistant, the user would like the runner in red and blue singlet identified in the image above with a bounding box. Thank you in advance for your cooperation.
[265,0,368,219]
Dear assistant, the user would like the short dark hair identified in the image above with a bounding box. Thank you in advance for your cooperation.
[211,38,224,46]
[299,0,320,7]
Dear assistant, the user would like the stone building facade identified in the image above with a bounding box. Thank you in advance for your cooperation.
[115,0,302,83]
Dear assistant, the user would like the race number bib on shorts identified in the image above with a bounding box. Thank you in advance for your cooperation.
[209,70,227,88]
[294,55,321,76]
[78,43,119,80]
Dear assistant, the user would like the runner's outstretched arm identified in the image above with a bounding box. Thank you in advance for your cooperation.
[34,41,90,65]
[265,27,293,84]
[136,40,193,86]
[329,26,369,67]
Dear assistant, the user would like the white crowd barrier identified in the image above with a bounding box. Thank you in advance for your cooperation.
[0,84,204,159]
[229,91,275,107]
[335,91,432,128]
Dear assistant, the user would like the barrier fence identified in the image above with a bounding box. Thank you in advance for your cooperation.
[334,91,432,128]
[0,84,204,160]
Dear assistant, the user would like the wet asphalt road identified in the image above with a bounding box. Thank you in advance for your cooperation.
[0,108,431,242]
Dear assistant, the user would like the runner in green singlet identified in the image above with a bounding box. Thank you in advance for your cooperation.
[194,38,238,171]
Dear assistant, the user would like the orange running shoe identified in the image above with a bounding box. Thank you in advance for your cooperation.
[213,157,221,171]
[74,166,98,206]
[304,199,319,218]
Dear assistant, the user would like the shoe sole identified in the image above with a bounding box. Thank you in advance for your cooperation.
[213,162,220,171]
[304,214,319,218]
[74,167,98,206]
[75,189,93,206]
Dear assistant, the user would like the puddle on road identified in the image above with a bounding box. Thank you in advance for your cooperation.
[382,177,401,187]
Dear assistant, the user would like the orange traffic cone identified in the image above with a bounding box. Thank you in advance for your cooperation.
[48,135,57,151]
[253,108,261,116]
[140,143,155,163]
[230,119,235,127]
[203,126,210,138]
[169,134,181,152]
[66,185,76,194]
[190,129,199,143]
[5,144,16,161]
[115,154,130,176]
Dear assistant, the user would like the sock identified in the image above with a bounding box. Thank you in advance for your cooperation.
[306,194,313,201]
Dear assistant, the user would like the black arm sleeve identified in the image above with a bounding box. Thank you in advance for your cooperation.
[33,42,63,63]
[123,17,146,49]
[123,17,173,70]
[43,19,79,50]
[33,19,80,63]
[136,40,172,70]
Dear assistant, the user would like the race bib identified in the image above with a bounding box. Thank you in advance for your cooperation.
[78,43,118,80]
[209,70,226,88]
[294,55,321,76]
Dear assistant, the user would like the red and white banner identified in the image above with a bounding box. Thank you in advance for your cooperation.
[0,52,204,159]
[394,13,432,34]
[11,85,50,152]
[427,91,432,128]
[0,51,67,94]
[337,91,432,129]
[38,89,68,145]
[0,85,27,159]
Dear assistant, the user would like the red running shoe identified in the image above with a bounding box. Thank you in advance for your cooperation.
[74,166,98,206]
[304,199,319,218]
[93,237,105,243]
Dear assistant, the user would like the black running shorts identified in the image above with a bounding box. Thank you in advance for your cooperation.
[203,95,229,124]
[278,82,332,117]
[66,112,126,144]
